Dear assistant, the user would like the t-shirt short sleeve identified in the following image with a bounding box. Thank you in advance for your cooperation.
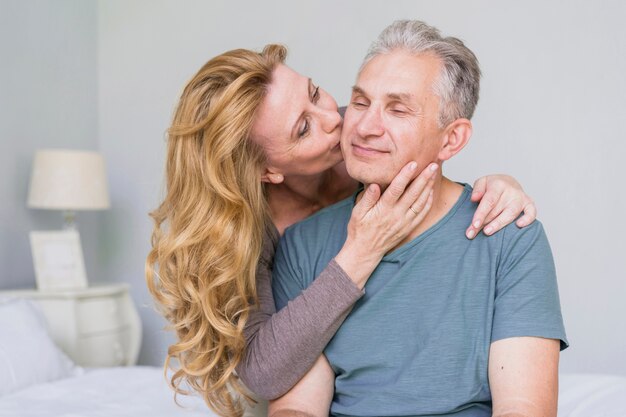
[492,221,568,350]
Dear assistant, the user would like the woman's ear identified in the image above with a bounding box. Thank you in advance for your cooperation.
[438,118,473,162]
[261,168,284,184]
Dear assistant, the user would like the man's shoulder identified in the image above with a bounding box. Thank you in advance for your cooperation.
[499,216,548,246]
[455,183,548,247]
[492,217,553,284]
[444,184,550,261]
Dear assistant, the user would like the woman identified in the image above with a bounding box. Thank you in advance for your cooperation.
[146,45,535,417]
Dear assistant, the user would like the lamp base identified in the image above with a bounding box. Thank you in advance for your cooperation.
[30,229,88,291]
[63,210,77,230]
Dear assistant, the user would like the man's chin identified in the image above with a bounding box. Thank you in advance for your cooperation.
[346,167,392,189]
[344,158,393,184]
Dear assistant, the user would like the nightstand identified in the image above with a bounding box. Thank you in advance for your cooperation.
[0,283,141,367]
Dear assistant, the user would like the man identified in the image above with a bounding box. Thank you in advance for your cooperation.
[270,20,567,417]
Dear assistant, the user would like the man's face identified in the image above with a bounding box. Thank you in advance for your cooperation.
[341,50,446,187]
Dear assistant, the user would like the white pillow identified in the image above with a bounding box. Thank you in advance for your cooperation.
[0,297,78,396]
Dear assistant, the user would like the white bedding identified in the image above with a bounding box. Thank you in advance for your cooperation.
[0,366,264,417]
[558,373,626,416]
[0,367,624,417]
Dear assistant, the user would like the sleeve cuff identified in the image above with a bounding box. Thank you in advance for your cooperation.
[318,258,365,302]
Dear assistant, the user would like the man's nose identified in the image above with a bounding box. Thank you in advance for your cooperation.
[356,107,384,138]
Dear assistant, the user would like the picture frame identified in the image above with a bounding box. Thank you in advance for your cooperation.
[29,230,88,291]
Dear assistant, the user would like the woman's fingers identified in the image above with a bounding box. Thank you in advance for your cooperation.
[378,161,420,205]
[378,162,437,210]
[405,177,435,218]
[483,196,535,234]
[482,203,519,235]
[466,188,502,239]
[409,187,433,221]
[398,163,438,210]
[409,189,434,228]
[343,161,439,261]
[515,201,537,228]
[466,174,538,238]
[471,176,488,202]
[353,184,381,218]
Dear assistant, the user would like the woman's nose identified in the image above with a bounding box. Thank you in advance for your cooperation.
[319,105,342,134]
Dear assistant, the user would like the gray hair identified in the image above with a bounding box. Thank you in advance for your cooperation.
[362,20,481,127]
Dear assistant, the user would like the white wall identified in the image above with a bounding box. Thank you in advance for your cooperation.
[0,0,99,289]
[84,0,626,374]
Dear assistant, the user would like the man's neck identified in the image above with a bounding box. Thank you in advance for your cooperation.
[267,162,358,235]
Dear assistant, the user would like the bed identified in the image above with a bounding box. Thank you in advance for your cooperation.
[0,366,216,417]
[0,296,266,417]
[1,297,625,417]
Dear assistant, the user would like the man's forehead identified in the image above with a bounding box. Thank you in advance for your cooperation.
[353,51,441,100]
[360,50,440,77]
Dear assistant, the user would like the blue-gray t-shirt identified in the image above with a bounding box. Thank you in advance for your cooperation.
[273,184,568,417]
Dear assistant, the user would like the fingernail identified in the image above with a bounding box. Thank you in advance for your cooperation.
[409,162,417,170]
[430,163,438,171]
[473,220,481,228]
[367,185,375,193]
[484,226,493,235]
[466,229,475,239]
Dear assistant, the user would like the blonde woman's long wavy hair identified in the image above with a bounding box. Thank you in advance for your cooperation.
[146,44,287,417]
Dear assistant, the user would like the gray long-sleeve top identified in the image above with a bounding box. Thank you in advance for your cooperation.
[235,225,364,400]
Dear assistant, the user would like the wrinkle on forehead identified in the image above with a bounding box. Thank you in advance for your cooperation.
[358,51,442,104]
[252,64,308,144]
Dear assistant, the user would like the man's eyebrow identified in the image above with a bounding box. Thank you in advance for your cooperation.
[351,85,414,103]
[351,85,366,96]
[387,92,414,103]
[289,78,312,138]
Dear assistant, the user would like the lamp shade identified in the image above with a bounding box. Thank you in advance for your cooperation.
[27,150,110,210]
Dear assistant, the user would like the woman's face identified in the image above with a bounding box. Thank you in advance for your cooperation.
[250,64,344,182]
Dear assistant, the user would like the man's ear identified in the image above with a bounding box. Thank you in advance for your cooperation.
[261,168,284,184]
[438,118,472,161]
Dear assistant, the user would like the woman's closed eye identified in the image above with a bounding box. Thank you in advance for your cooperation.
[297,84,320,138]
[298,118,310,138]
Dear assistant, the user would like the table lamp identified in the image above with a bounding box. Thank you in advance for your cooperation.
[27,149,110,290]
